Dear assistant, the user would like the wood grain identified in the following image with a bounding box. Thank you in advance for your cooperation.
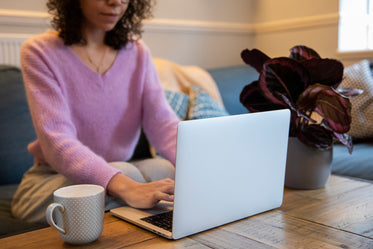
[222,211,373,249]
[1,175,372,249]
[283,176,373,238]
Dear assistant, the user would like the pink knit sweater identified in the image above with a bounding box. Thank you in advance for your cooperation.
[21,31,179,190]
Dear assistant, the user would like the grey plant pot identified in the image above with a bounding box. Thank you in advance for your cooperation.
[285,137,333,189]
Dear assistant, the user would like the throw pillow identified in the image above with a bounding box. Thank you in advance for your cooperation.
[164,90,189,120]
[338,60,373,139]
[188,85,229,119]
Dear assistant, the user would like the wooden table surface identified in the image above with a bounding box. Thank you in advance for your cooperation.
[2,175,373,248]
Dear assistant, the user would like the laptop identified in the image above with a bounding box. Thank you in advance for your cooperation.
[110,109,290,240]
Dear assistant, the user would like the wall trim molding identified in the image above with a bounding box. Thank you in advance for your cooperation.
[0,9,339,35]
[336,50,373,60]
[143,18,255,34]
[254,13,339,33]
[0,9,50,27]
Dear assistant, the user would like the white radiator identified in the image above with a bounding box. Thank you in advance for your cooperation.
[0,34,30,67]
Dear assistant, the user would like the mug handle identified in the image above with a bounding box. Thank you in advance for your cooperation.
[46,203,66,234]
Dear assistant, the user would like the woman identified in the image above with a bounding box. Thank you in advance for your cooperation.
[11,0,179,224]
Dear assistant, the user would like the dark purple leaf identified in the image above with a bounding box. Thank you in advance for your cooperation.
[241,49,271,73]
[297,84,352,133]
[337,87,364,97]
[259,58,310,106]
[279,94,297,112]
[297,124,333,149]
[302,59,344,88]
[333,132,353,154]
[280,94,316,122]
[239,45,353,153]
[289,45,321,61]
[239,81,285,112]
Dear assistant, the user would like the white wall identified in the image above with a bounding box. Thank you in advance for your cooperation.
[250,0,372,66]
[0,0,255,68]
[143,0,255,68]
[252,0,340,60]
[254,25,339,59]
[153,0,255,23]
[253,0,337,22]
[0,0,46,11]
[1,0,371,68]
[0,0,255,22]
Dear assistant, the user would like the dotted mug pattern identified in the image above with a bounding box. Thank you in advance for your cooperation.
[51,185,105,245]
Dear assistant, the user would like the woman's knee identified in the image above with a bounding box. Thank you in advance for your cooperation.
[109,161,146,183]
[132,158,175,182]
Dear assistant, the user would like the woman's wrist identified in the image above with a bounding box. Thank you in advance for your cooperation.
[106,173,136,198]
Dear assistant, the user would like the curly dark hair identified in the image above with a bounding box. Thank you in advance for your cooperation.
[47,0,154,49]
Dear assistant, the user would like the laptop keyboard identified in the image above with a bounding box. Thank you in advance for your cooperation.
[140,211,173,232]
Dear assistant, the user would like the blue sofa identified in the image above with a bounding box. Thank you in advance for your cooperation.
[1,64,373,238]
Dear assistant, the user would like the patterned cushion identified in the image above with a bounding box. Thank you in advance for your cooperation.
[338,60,373,139]
[188,85,229,119]
[164,90,189,120]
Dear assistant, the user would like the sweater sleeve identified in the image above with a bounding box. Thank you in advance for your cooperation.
[140,42,180,165]
[20,38,120,189]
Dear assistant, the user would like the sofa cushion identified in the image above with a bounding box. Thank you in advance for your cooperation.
[0,65,36,185]
[164,90,189,120]
[188,85,229,119]
[0,184,47,238]
[207,65,259,115]
[331,142,373,180]
[338,60,373,140]
[154,58,224,107]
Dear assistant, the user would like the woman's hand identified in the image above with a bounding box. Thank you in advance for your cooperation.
[107,173,174,209]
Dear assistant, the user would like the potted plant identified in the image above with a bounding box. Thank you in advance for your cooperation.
[239,45,361,189]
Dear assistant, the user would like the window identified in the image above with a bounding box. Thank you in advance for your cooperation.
[339,0,373,52]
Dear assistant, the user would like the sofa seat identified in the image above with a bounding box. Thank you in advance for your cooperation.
[0,184,47,238]
[332,142,373,181]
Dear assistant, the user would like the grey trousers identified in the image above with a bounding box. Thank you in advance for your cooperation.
[11,158,175,225]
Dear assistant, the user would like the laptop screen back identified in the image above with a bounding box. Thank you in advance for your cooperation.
[172,109,290,239]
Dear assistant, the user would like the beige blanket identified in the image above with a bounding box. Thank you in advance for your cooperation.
[153,58,224,107]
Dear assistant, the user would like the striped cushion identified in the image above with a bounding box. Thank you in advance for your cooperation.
[164,90,189,120]
[188,85,229,119]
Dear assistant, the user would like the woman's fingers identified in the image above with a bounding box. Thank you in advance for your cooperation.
[160,183,174,194]
[154,191,174,202]
[107,173,175,209]
[148,180,174,205]
[152,179,175,194]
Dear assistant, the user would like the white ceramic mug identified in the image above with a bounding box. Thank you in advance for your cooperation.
[46,184,105,245]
